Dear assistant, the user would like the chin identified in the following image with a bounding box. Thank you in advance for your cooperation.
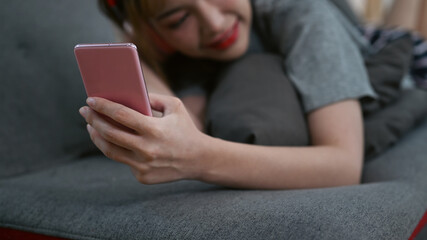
[208,38,250,61]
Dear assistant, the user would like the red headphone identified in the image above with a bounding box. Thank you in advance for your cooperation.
[106,0,176,56]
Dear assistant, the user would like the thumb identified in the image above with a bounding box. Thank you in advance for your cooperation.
[149,93,182,115]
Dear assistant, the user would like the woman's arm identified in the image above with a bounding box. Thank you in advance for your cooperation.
[385,0,427,38]
[80,95,364,189]
[196,99,364,189]
[113,30,206,129]
[419,0,427,38]
[141,61,174,96]
[385,0,421,30]
[140,60,205,130]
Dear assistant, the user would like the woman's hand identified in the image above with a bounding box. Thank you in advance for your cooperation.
[79,94,207,184]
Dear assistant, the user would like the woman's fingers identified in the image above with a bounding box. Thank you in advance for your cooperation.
[130,166,183,185]
[152,109,164,118]
[80,106,141,150]
[86,97,153,132]
[86,124,140,168]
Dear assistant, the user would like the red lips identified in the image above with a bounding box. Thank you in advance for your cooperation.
[206,21,239,51]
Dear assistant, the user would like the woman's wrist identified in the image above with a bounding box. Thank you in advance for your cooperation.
[186,134,238,186]
[187,111,204,132]
[182,133,219,182]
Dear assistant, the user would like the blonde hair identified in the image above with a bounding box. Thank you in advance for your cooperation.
[98,0,167,82]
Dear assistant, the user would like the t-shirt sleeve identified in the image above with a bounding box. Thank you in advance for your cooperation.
[255,0,377,113]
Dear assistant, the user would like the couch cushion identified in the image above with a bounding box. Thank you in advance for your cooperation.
[1,119,426,240]
[0,0,115,178]
[364,89,427,159]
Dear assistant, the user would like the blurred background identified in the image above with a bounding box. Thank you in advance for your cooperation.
[348,0,427,38]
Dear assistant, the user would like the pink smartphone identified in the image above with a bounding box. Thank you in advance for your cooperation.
[74,43,152,116]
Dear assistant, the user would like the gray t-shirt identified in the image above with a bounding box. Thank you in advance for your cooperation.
[251,0,377,112]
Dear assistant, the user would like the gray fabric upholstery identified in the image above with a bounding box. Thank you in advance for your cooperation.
[362,36,414,115]
[207,54,310,146]
[1,120,427,239]
[418,223,427,239]
[364,89,427,160]
[0,0,114,178]
[1,0,426,239]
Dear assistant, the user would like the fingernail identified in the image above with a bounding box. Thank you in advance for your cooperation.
[79,107,88,118]
[87,98,96,107]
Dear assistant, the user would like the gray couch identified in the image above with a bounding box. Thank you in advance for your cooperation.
[1,1,426,239]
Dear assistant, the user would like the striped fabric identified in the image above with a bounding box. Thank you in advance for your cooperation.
[362,25,427,89]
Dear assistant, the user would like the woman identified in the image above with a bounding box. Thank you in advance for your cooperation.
[386,0,427,39]
[78,0,397,189]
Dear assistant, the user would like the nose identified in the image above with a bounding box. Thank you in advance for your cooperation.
[197,1,226,36]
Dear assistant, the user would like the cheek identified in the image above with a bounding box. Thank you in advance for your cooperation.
[219,0,251,15]
[161,23,200,54]
[220,0,244,8]
[237,0,252,22]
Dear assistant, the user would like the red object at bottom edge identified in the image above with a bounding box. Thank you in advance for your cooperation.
[0,227,69,240]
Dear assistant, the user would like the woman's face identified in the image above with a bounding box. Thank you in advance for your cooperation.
[150,0,252,61]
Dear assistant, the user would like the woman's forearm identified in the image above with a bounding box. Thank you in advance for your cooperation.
[83,92,364,188]
[141,61,174,96]
[385,0,421,30]
[140,61,205,130]
[194,136,362,190]
[190,100,364,190]
[419,0,427,38]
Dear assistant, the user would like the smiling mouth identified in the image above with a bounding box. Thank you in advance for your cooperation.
[205,20,240,51]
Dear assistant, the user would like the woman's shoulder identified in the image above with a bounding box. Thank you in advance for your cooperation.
[251,0,336,19]
[251,0,345,39]
[251,0,365,53]
[250,0,376,113]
